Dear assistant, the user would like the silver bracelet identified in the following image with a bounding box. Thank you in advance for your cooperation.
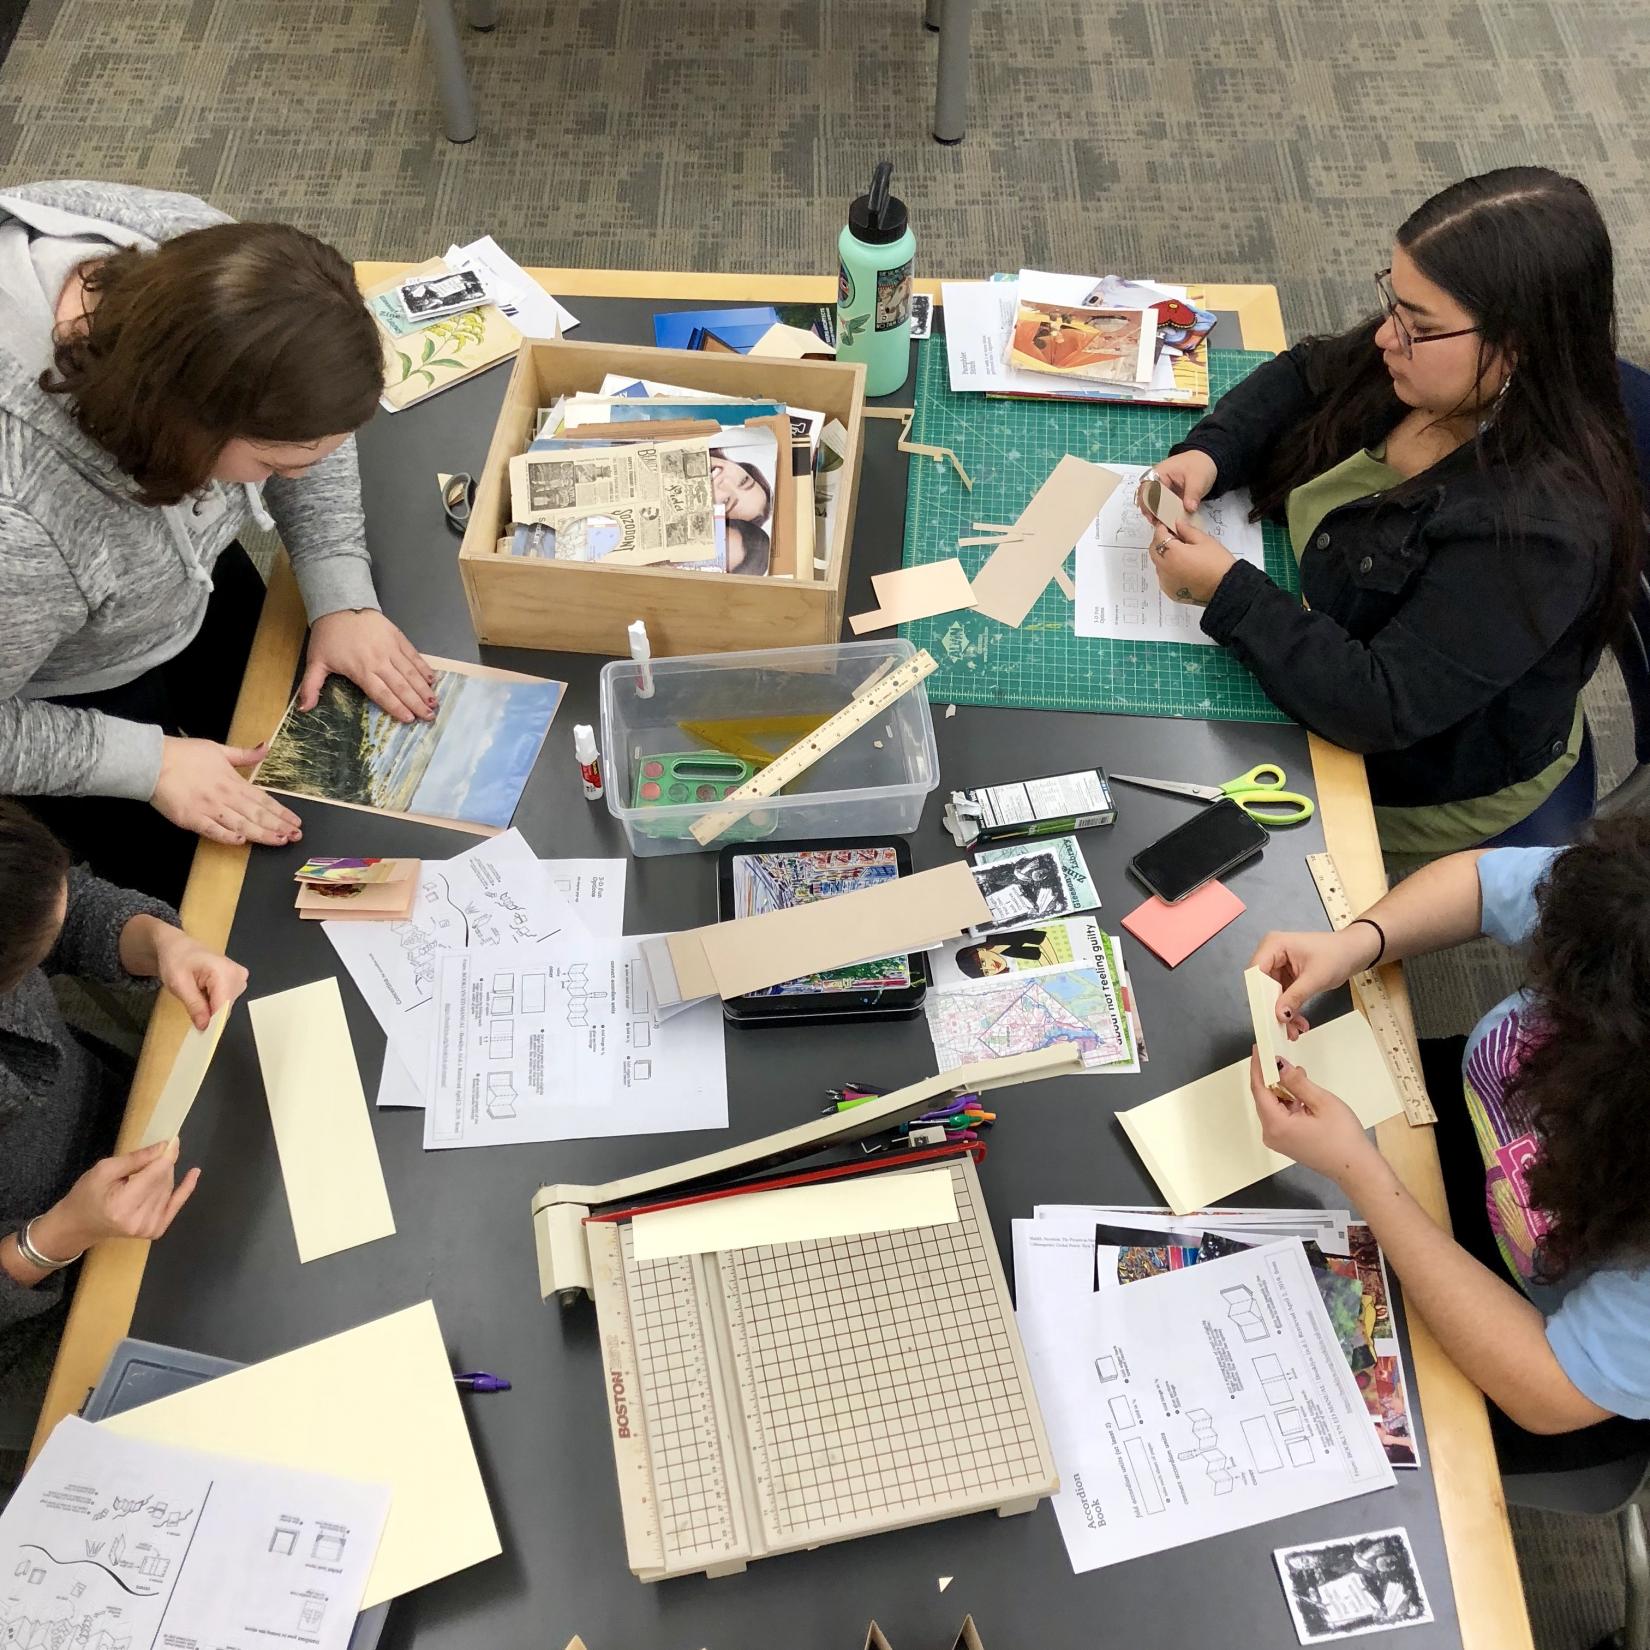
[16,1218,83,1272]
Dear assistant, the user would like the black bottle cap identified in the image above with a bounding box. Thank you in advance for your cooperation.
[848,161,908,247]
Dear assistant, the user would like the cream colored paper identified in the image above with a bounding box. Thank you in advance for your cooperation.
[247,979,395,1263]
[137,1006,230,1148]
[1143,474,1185,531]
[749,321,833,358]
[1117,1011,1405,1214]
[969,457,1121,626]
[102,1302,500,1609]
[1244,966,1286,1090]
[632,1166,959,1260]
[672,861,991,1001]
[848,559,978,634]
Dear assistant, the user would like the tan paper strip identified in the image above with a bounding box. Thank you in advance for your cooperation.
[137,1006,230,1148]
[248,979,395,1263]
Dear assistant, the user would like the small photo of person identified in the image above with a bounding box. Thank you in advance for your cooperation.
[953,929,1052,978]
[709,439,779,576]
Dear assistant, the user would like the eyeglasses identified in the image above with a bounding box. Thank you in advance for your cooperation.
[1375,269,1477,360]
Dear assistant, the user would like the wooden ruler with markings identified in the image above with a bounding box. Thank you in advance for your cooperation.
[1305,851,1437,1126]
[689,650,939,846]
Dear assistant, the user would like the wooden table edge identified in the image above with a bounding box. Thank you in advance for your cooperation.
[35,270,1532,1650]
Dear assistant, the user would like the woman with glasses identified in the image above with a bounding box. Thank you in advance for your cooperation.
[1144,168,1644,858]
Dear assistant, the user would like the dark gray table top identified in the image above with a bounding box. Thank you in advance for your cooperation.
[128,303,1462,1650]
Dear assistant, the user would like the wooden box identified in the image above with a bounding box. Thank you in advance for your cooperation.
[459,339,866,656]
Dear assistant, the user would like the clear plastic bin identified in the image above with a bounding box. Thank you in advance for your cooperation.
[600,639,940,857]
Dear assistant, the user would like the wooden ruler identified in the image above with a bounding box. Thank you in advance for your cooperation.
[1304,852,1436,1126]
[689,650,940,845]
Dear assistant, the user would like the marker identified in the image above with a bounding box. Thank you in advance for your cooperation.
[454,1371,511,1393]
[573,723,603,800]
[628,619,654,699]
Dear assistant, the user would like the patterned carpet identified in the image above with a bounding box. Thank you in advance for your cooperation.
[2,1,1648,1645]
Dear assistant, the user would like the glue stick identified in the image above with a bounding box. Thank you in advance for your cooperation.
[573,724,603,800]
[628,619,655,699]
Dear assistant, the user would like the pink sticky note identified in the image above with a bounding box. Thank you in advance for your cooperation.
[1121,880,1246,967]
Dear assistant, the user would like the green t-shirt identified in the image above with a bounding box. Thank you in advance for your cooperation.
[1285,448,1582,860]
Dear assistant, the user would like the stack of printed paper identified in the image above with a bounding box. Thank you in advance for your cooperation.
[942,272,1216,408]
[1013,1209,1398,1573]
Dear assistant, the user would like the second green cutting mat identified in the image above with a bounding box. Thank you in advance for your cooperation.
[899,339,1302,722]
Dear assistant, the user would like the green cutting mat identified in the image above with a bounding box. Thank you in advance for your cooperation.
[899,341,1301,722]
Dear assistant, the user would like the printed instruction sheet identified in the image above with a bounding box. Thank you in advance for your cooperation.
[1072,464,1267,645]
[3,1417,388,1650]
[425,937,727,1148]
[1013,1229,1394,1570]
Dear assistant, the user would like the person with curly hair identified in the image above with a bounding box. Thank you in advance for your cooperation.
[1245,813,1650,1438]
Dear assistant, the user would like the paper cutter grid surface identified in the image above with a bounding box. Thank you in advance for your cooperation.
[617,1159,1055,1572]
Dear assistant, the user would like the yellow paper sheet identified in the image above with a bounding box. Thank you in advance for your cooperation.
[102,1301,500,1609]
[1244,966,1286,1090]
[1117,1011,1405,1215]
[247,979,395,1263]
[632,1166,959,1260]
[137,1005,230,1148]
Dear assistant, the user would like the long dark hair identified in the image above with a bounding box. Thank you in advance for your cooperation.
[1250,167,1646,640]
[0,803,71,993]
[1516,812,1650,1278]
[42,221,384,507]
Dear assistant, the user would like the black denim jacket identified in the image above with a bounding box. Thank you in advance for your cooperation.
[1171,342,1612,809]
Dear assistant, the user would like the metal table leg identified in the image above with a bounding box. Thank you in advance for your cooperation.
[923,0,941,32]
[932,0,975,145]
[466,0,500,28]
[420,0,478,143]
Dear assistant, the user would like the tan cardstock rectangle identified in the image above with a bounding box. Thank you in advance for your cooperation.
[1244,965,1286,1089]
[247,979,395,1263]
[137,1005,230,1148]
[632,1166,959,1260]
[848,559,978,634]
[671,862,990,1001]
[103,1301,500,1609]
[968,457,1121,626]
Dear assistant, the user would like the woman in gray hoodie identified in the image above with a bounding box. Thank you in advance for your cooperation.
[0,181,432,901]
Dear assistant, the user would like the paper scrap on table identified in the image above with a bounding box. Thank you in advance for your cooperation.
[848,558,977,633]
[11,1417,388,1650]
[1274,1527,1434,1643]
[1121,880,1245,967]
[1012,1231,1394,1571]
[749,321,833,358]
[665,860,990,1003]
[424,937,728,1150]
[970,456,1122,627]
[103,1301,500,1610]
[1072,467,1266,647]
[631,1166,958,1260]
[137,1003,229,1147]
[445,233,579,337]
[1117,1011,1405,1214]
[1245,965,1287,1087]
[248,979,395,1262]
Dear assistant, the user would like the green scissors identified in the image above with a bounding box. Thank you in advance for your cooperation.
[1110,763,1316,826]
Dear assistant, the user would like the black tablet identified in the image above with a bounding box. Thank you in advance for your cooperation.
[716,837,930,1025]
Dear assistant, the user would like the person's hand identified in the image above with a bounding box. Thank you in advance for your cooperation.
[301,610,437,725]
[34,1139,200,1255]
[1248,1051,1382,1184]
[1249,926,1382,1039]
[1141,449,1218,516]
[152,736,302,848]
[1148,518,1237,606]
[150,925,249,1030]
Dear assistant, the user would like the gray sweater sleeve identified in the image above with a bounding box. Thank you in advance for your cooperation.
[263,435,381,620]
[44,866,179,983]
[0,500,165,800]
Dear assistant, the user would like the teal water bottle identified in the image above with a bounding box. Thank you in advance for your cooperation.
[836,161,916,397]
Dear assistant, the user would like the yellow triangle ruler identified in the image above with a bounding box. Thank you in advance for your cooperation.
[677,714,832,766]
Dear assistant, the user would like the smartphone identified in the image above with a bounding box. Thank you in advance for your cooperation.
[1129,799,1269,903]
